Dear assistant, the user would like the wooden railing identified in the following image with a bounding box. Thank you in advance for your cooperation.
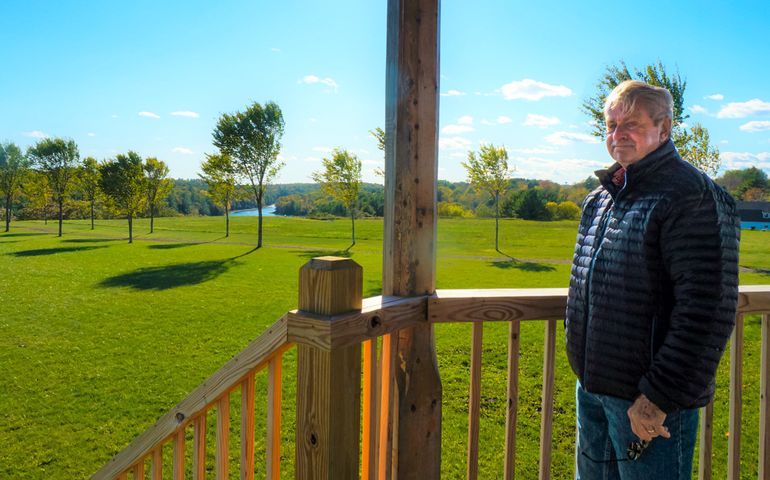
[93,259,770,480]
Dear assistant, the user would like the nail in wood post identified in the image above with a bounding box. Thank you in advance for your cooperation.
[295,257,363,480]
[384,0,442,478]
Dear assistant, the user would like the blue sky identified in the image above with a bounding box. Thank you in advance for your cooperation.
[2,0,770,184]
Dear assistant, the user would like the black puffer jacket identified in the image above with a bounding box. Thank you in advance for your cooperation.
[565,140,739,413]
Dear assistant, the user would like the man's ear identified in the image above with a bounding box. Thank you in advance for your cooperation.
[660,117,672,141]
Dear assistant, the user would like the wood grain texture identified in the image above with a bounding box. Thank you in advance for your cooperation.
[216,396,230,480]
[538,320,556,480]
[193,414,206,480]
[131,462,144,480]
[698,402,713,480]
[383,0,442,472]
[362,339,379,480]
[728,314,743,480]
[466,322,483,480]
[759,314,769,480]
[92,318,289,480]
[287,295,426,351]
[504,321,521,480]
[241,373,256,480]
[429,288,568,323]
[173,429,185,480]
[266,355,283,480]
[295,257,362,480]
[378,334,396,480]
[151,448,162,480]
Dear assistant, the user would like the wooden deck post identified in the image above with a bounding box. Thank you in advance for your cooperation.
[384,0,442,478]
[295,257,363,480]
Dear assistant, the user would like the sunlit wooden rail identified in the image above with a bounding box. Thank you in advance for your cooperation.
[93,260,770,480]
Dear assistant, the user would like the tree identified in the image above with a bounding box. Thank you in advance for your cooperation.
[583,61,721,175]
[27,137,80,236]
[311,148,362,248]
[716,167,769,199]
[510,188,550,220]
[199,152,238,237]
[99,152,146,243]
[78,157,101,230]
[462,144,513,252]
[143,157,173,234]
[0,142,31,232]
[370,127,386,178]
[213,101,284,248]
[22,171,52,223]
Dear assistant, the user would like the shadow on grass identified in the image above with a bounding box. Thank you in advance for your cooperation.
[742,265,770,276]
[0,232,46,237]
[99,260,234,290]
[9,246,107,257]
[297,249,352,259]
[148,243,199,250]
[490,259,556,272]
[63,238,121,244]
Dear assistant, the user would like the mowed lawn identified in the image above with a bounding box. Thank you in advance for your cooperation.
[1,216,768,479]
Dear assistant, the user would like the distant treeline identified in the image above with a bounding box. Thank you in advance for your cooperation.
[11,167,769,222]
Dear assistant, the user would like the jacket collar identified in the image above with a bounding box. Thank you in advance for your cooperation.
[595,140,679,194]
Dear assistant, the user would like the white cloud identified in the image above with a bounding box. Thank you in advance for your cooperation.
[87,132,96,137]
[457,115,473,125]
[739,120,770,132]
[500,78,572,101]
[139,111,160,119]
[271,47,281,52]
[690,105,708,114]
[720,140,729,144]
[496,116,513,124]
[111,114,118,118]
[721,151,770,170]
[312,146,333,153]
[524,113,560,128]
[544,131,600,146]
[300,74,339,92]
[23,130,48,139]
[439,136,472,150]
[716,99,770,118]
[480,119,495,126]
[172,147,193,154]
[705,94,724,101]
[171,111,200,118]
[440,89,465,97]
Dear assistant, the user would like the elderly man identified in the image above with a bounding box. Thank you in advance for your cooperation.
[565,80,739,479]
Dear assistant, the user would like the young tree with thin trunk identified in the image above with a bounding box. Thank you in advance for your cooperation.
[199,152,238,237]
[583,61,721,175]
[143,157,172,234]
[213,101,284,248]
[23,171,52,224]
[78,157,101,230]
[463,143,513,253]
[99,152,146,243]
[0,142,31,232]
[27,137,80,236]
[312,148,362,248]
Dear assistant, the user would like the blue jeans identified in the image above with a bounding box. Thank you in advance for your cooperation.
[575,382,699,480]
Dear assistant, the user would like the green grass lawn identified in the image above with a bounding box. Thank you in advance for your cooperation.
[1,216,768,479]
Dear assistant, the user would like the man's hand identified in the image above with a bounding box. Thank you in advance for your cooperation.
[627,394,671,442]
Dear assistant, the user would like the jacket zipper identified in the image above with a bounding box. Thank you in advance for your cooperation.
[582,175,627,385]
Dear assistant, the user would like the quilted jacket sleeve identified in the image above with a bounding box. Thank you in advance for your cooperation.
[637,185,739,413]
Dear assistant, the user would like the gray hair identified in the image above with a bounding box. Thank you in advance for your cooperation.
[604,80,674,125]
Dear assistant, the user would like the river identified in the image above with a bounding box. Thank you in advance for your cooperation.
[229,205,277,217]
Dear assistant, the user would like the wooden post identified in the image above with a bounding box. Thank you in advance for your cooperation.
[384,0,442,478]
[295,257,363,480]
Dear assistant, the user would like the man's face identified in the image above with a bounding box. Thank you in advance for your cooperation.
[605,104,671,168]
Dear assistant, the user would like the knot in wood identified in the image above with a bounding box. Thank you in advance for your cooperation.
[175,412,185,423]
